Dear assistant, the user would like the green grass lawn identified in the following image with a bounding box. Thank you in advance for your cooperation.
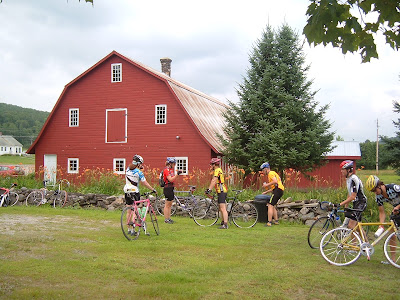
[0,154,35,165]
[0,207,398,300]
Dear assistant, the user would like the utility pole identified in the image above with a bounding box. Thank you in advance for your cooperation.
[376,119,379,175]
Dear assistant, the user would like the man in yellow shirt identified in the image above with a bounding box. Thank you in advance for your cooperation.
[206,158,228,229]
[260,162,284,227]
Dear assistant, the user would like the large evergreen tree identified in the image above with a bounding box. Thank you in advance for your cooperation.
[221,24,334,174]
[381,100,400,174]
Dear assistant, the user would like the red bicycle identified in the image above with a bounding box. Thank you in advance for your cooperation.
[121,191,160,241]
[0,183,19,207]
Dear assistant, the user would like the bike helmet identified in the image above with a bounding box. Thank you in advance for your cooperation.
[210,158,221,165]
[366,175,380,191]
[260,162,270,170]
[132,154,144,165]
[166,157,176,164]
[340,160,353,169]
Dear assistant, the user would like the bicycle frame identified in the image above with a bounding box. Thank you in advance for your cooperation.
[0,183,18,207]
[352,221,396,249]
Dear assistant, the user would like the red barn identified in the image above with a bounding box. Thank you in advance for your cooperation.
[27,51,228,183]
[284,141,362,189]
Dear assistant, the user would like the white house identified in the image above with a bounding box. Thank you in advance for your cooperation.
[0,134,23,155]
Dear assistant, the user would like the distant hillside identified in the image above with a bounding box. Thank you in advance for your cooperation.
[0,103,49,148]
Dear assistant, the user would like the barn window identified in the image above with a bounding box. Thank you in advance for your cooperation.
[111,63,122,82]
[155,105,167,124]
[68,158,79,174]
[106,108,127,143]
[175,157,188,175]
[69,108,79,127]
[114,158,126,174]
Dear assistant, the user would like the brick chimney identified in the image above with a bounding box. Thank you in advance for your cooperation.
[160,58,172,77]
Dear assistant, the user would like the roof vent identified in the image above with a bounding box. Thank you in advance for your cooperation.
[160,58,172,77]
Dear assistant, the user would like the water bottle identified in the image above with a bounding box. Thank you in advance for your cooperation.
[374,226,384,238]
[227,202,232,212]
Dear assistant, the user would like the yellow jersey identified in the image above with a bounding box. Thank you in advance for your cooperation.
[266,171,284,191]
[213,167,228,193]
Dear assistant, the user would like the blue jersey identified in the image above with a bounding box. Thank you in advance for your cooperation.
[376,184,400,207]
[124,167,146,193]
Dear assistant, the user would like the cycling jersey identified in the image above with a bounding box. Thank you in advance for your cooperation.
[376,184,400,207]
[266,171,285,191]
[163,167,175,188]
[213,167,227,193]
[346,174,367,202]
[123,167,146,193]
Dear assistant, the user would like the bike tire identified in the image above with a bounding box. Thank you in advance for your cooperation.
[231,202,258,228]
[192,198,219,227]
[383,231,400,268]
[7,192,19,206]
[53,190,68,208]
[121,206,141,241]
[155,197,177,216]
[320,228,362,266]
[25,190,44,206]
[184,196,202,217]
[307,216,335,249]
[149,207,160,235]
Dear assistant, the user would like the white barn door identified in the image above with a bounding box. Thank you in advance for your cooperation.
[44,154,57,184]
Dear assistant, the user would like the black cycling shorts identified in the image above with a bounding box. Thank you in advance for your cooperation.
[268,188,284,206]
[345,200,367,222]
[163,186,175,201]
[217,192,227,204]
[125,192,140,205]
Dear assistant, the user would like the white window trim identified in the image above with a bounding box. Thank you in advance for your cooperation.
[175,156,188,175]
[68,158,79,174]
[69,108,79,127]
[113,158,126,175]
[111,63,122,82]
[155,104,167,124]
[105,108,128,143]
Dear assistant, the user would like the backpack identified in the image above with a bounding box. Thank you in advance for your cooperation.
[159,171,165,187]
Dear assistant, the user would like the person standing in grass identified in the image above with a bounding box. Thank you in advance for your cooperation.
[162,157,181,224]
[260,162,284,227]
[205,158,228,229]
[124,154,156,235]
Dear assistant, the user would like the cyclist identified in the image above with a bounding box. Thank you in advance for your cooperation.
[366,175,400,236]
[260,162,284,227]
[124,154,156,235]
[335,160,367,229]
[205,158,228,229]
[162,157,181,224]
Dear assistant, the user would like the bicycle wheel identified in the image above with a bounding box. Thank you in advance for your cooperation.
[307,216,335,249]
[53,190,68,208]
[320,228,362,266]
[184,196,202,217]
[155,197,177,216]
[6,192,19,206]
[25,190,44,206]
[383,231,400,268]
[192,198,219,226]
[231,202,258,228]
[121,206,141,241]
[149,207,160,235]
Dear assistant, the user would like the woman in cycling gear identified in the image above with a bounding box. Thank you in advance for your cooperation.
[162,157,181,224]
[206,158,228,229]
[124,154,156,235]
[260,162,284,227]
[336,160,367,229]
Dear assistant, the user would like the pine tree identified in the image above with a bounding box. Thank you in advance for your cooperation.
[221,24,334,174]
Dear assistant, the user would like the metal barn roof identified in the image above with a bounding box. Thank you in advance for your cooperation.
[326,141,361,158]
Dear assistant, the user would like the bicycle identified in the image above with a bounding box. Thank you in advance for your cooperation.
[307,201,370,249]
[192,189,258,228]
[25,179,70,208]
[155,185,202,217]
[0,183,19,207]
[121,191,160,241]
[319,210,400,268]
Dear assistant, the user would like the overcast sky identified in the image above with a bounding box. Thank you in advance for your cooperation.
[0,0,399,142]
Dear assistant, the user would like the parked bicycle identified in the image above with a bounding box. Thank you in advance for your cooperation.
[307,201,369,249]
[25,179,70,208]
[0,183,19,207]
[121,191,160,241]
[155,185,202,217]
[319,210,400,268]
[192,189,258,228]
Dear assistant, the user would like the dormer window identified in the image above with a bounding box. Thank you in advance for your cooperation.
[111,63,122,82]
